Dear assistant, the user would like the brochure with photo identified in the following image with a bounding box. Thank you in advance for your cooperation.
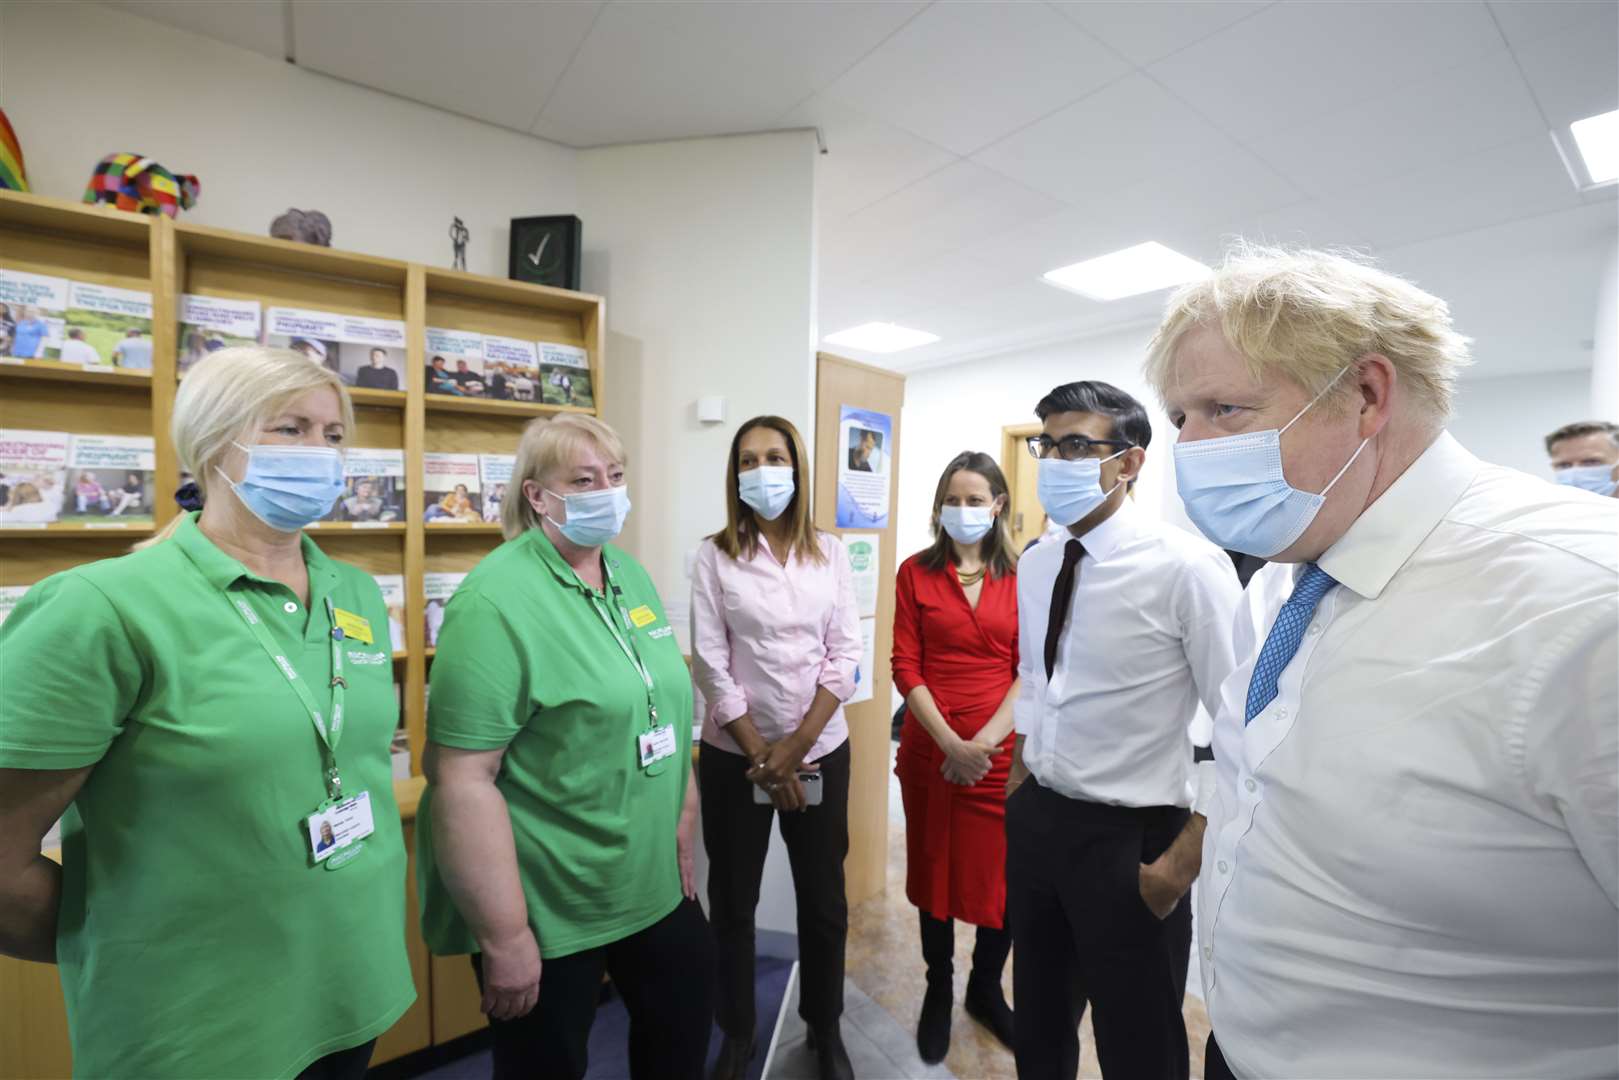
[0,428,70,524]
[371,573,407,652]
[423,452,481,523]
[424,571,468,646]
[62,282,154,368]
[424,327,486,398]
[538,341,593,408]
[0,584,27,626]
[61,434,156,524]
[0,268,68,361]
[478,453,515,523]
[321,448,405,524]
[336,314,407,391]
[481,335,539,402]
[178,294,262,373]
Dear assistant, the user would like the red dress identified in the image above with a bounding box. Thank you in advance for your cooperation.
[892,552,1018,928]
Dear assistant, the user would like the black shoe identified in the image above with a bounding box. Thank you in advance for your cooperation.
[805,1023,854,1080]
[964,978,1015,1051]
[710,1034,755,1080]
[916,979,953,1064]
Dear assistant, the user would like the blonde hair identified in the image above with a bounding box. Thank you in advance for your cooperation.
[1145,243,1472,420]
[710,415,826,565]
[502,413,627,540]
[142,346,354,545]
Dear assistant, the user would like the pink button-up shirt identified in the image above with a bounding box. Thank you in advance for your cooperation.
[690,532,862,764]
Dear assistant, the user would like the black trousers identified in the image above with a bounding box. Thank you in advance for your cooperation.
[294,1039,375,1080]
[1204,1032,1238,1080]
[1006,777,1193,1080]
[470,898,716,1080]
[700,739,851,1037]
[919,909,1012,990]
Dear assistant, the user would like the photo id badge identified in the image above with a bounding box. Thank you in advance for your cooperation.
[306,790,376,869]
[637,724,677,772]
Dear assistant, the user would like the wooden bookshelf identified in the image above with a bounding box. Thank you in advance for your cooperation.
[0,188,608,1069]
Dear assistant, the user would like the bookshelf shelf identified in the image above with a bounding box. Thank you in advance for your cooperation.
[303,521,407,533]
[349,387,408,409]
[424,523,503,535]
[0,359,154,388]
[424,395,594,419]
[0,523,156,538]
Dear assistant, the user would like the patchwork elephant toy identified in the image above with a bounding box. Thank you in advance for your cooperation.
[83,153,199,217]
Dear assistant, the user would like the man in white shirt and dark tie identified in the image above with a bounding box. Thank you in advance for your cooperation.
[1147,245,1618,1080]
[1008,380,1241,1080]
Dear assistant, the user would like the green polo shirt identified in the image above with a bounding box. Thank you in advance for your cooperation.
[0,514,414,1079]
[417,527,691,959]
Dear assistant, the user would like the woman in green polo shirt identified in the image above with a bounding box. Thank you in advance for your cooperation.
[417,413,715,1080]
[0,347,414,1080]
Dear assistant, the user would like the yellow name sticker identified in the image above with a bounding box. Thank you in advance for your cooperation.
[628,605,658,629]
[333,608,374,645]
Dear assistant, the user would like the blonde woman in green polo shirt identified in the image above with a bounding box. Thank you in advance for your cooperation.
[417,413,715,1080]
[0,347,414,1080]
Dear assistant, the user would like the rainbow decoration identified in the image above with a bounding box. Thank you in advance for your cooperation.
[0,109,28,192]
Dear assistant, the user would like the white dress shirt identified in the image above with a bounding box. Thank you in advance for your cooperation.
[1014,497,1241,807]
[1200,431,1619,1080]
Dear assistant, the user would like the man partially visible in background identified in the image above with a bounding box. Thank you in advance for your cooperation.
[1546,419,1619,497]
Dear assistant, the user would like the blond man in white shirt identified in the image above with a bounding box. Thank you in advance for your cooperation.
[1147,244,1618,1080]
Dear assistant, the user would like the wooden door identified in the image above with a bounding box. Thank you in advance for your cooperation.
[1001,423,1045,553]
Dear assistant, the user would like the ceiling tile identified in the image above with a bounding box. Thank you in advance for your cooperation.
[1487,0,1616,50]
[1508,4,1619,128]
[972,73,1248,205]
[1150,1,1504,137]
[535,1,923,146]
[782,96,957,221]
[820,160,1068,283]
[291,0,602,133]
[1323,134,1582,248]
[103,0,286,59]
[821,2,1131,156]
[1050,1,1271,66]
[1248,47,1546,199]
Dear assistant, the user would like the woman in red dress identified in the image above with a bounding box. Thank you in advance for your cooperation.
[893,450,1020,1064]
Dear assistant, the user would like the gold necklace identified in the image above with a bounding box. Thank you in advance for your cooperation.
[956,564,986,586]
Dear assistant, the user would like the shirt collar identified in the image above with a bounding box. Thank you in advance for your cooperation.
[172,511,340,594]
[1317,430,1480,600]
[1074,495,1141,563]
[526,526,621,595]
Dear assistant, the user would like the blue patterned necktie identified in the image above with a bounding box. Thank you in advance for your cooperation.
[1244,563,1339,725]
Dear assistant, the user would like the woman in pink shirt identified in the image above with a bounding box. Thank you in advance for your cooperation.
[691,415,861,1080]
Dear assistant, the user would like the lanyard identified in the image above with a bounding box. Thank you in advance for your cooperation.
[231,590,347,801]
[583,562,659,731]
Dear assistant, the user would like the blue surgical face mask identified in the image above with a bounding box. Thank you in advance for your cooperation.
[544,484,631,547]
[1037,448,1127,528]
[1555,465,1618,497]
[737,465,795,521]
[217,441,344,532]
[1172,369,1368,558]
[939,504,996,544]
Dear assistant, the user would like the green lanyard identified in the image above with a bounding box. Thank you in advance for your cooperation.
[583,562,659,732]
[231,590,348,802]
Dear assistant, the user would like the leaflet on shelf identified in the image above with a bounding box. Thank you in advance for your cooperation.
[423,571,468,647]
[178,295,262,373]
[323,447,405,524]
[478,454,514,523]
[423,452,481,524]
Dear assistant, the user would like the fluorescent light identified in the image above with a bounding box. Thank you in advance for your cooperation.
[823,322,940,353]
[1571,110,1619,186]
[1042,241,1211,301]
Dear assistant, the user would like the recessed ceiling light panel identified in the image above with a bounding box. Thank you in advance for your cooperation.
[823,322,940,353]
[1042,241,1211,302]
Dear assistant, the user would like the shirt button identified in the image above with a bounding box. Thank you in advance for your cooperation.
[1245,779,1257,793]
[1204,946,1212,960]
[1218,860,1229,874]
[283,601,298,614]
[1308,624,1321,635]
[1276,708,1288,720]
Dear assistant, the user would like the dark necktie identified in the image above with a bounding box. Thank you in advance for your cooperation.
[1044,539,1085,680]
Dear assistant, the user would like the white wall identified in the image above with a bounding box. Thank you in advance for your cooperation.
[896,323,1182,564]
[578,131,819,595]
[1450,370,1594,477]
[1591,238,1617,418]
[0,1,576,276]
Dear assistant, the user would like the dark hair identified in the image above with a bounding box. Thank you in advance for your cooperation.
[1034,380,1152,451]
[370,347,386,358]
[710,415,825,565]
[920,452,1016,579]
[1545,420,1619,454]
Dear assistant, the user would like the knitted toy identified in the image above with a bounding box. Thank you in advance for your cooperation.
[83,153,199,217]
[0,109,27,191]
